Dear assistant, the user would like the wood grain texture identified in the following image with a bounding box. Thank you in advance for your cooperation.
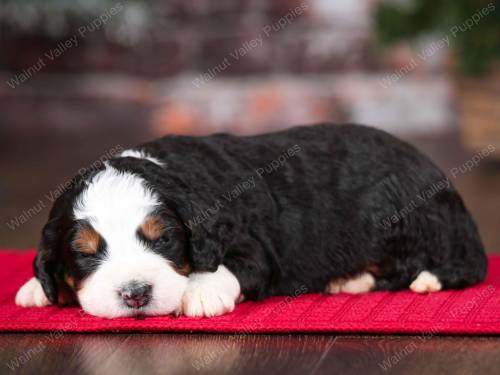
[1,334,500,375]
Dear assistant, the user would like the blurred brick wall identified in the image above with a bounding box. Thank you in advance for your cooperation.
[0,0,453,136]
[1,0,373,76]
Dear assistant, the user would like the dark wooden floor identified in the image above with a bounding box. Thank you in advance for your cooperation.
[1,128,500,374]
[1,334,500,374]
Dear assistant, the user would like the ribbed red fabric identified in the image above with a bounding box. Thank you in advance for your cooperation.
[1,250,499,334]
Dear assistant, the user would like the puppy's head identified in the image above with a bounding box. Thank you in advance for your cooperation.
[35,165,190,318]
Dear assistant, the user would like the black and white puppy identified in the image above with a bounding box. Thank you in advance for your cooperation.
[16,124,488,318]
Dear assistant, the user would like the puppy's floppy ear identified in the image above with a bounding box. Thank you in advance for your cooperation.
[33,185,77,304]
[33,217,62,304]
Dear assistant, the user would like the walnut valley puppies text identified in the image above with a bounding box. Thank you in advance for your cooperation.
[191,2,308,88]
[450,144,496,178]
[185,144,302,230]
[256,144,302,178]
[5,3,123,89]
[5,145,124,231]
[379,144,495,230]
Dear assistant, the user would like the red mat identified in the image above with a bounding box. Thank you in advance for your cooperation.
[1,250,499,334]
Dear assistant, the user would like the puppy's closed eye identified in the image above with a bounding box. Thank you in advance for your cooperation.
[73,224,101,255]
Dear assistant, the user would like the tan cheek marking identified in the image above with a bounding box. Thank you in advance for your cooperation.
[57,283,77,305]
[65,275,76,289]
[140,216,165,241]
[175,263,192,276]
[74,225,100,254]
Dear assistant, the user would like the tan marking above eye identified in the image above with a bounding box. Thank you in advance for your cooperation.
[140,216,165,241]
[74,225,100,254]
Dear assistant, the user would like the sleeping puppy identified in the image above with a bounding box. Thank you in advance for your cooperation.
[15,124,488,318]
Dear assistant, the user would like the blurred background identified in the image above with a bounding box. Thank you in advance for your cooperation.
[0,0,499,251]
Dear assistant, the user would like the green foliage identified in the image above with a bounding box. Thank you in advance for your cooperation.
[375,0,500,75]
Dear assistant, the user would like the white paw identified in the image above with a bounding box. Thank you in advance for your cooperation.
[181,282,235,317]
[341,272,376,293]
[180,265,240,318]
[326,272,375,294]
[410,271,442,293]
[325,279,343,294]
[15,277,51,307]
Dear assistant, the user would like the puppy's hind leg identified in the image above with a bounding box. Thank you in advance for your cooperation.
[326,272,376,294]
[412,259,487,292]
[409,271,442,293]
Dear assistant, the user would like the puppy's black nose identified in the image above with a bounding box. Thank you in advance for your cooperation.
[119,282,152,309]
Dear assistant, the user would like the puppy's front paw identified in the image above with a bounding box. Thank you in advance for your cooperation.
[15,277,51,307]
[181,282,235,317]
[179,265,240,318]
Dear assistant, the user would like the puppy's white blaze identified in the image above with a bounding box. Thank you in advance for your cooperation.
[74,166,188,318]
[120,149,164,166]
[74,166,160,232]
[15,277,51,307]
[182,266,241,317]
[410,270,442,293]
